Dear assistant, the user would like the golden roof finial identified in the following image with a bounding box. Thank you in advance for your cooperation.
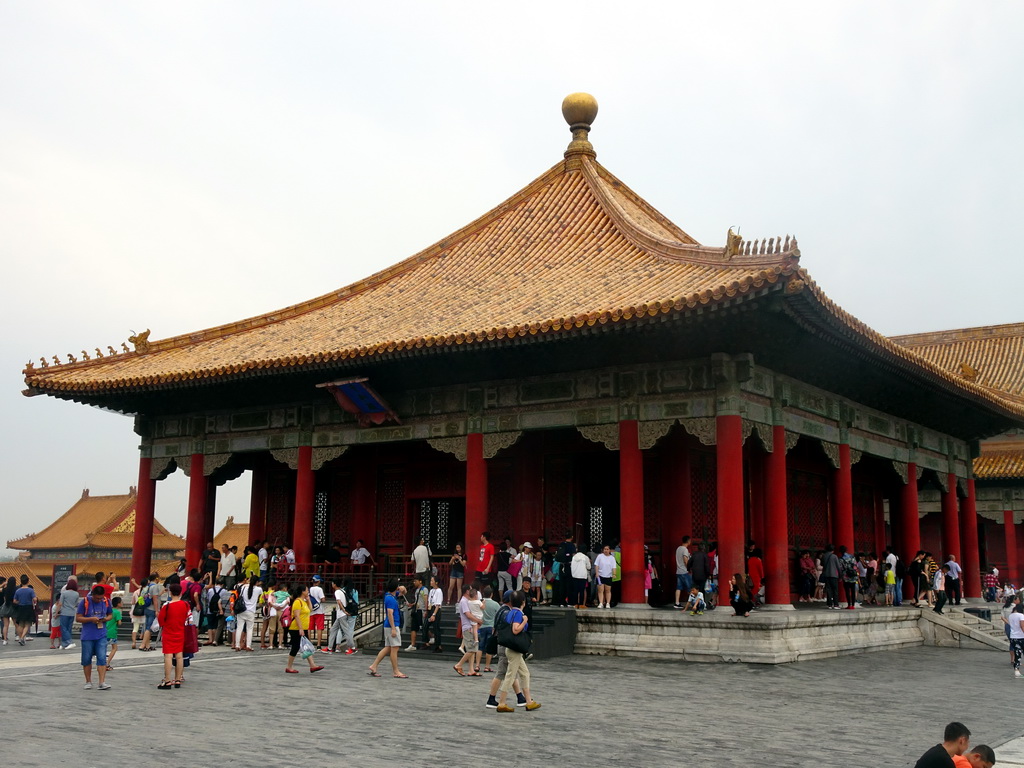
[562,92,598,160]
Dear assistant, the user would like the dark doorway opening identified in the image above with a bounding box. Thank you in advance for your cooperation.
[412,498,465,556]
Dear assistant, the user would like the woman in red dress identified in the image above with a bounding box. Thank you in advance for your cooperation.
[157,582,190,689]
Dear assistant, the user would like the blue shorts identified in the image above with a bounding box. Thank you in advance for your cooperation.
[81,638,107,668]
[479,626,493,650]
[676,574,692,592]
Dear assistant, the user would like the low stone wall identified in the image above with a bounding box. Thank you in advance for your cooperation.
[575,606,924,664]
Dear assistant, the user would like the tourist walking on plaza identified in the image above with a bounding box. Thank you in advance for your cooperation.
[1006,603,1024,677]
[105,596,121,669]
[139,573,162,651]
[234,576,263,651]
[285,585,324,674]
[12,574,37,645]
[454,584,482,676]
[426,575,443,652]
[447,543,465,604]
[932,564,949,615]
[485,592,527,709]
[495,591,540,712]
[308,575,326,649]
[405,575,429,651]
[156,582,189,688]
[1,577,16,644]
[820,545,841,609]
[263,580,289,649]
[1000,593,1021,666]
[368,578,406,678]
[58,577,79,649]
[77,584,112,690]
[325,577,359,654]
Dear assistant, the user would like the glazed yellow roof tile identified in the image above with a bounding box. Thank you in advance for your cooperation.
[891,324,1024,404]
[974,449,1024,480]
[7,491,183,551]
[0,564,51,602]
[21,157,797,394]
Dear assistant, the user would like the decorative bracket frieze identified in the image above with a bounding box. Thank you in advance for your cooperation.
[638,420,674,450]
[681,417,716,446]
[784,431,800,453]
[427,437,467,462]
[311,446,347,470]
[936,473,949,493]
[849,448,863,466]
[203,454,232,477]
[753,422,774,453]
[149,457,174,480]
[270,448,300,470]
[959,477,969,496]
[176,455,192,476]
[577,424,620,451]
[482,432,522,459]
[893,460,909,485]
[821,442,841,470]
[916,465,925,481]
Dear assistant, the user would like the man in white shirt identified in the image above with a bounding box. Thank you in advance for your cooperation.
[410,537,432,584]
[308,575,326,648]
[219,544,237,590]
[594,545,617,609]
[674,535,691,608]
[350,540,374,568]
[945,555,963,605]
[570,549,592,608]
[257,542,269,584]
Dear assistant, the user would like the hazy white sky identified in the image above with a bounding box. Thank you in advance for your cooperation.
[2,3,1022,553]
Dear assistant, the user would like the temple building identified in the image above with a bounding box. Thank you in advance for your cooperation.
[892,323,1024,584]
[20,93,1024,611]
[7,487,184,588]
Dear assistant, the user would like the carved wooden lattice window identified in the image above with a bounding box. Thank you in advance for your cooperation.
[419,500,432,548]
[787,469,829,551]
[544,456,573,541]
[378,476,405,546]
[589,506,604,550]
[643,453,662,543]
[690,451,717,544]
[313,490,329,548]
[329,472,352,545]
[265,472,292,543]
[852,483,875,554]
[436,501,451,553]
[488,470,514,540]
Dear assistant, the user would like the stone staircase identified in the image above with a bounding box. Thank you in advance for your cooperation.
[918,605,1006,651]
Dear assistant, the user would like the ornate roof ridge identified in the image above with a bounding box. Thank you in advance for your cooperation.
[891,322,1024,346]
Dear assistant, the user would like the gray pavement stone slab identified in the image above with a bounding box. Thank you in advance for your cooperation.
[0,640,1020,767]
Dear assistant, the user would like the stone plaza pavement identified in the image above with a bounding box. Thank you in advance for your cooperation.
[0,638,1020,767]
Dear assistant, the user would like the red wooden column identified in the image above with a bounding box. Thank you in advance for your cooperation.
[897,463,921,562]
[716,414,745,586]
[293,446,315,564]
[831,444,854,553]
[747,446,765,548]
[185,453,207,569]
[763,424,790,606]
[203,482,217,545]
[131,457,157,584]
[941,473,961,561]
[619,420,645,605]
[248,464,268,545]
[662,434,691,559]
[1004,510,1018,586]
[960,478,982,599]
[465,433,488,563]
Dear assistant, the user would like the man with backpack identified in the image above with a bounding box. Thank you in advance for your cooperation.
[554,532,576,608]
[204,578,228,646]
[820,545,841,610]
[77,584,113,690]
[139,573,163,651]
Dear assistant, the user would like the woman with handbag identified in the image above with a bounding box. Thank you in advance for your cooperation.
[285,585,324,674]
[1,577,16,645]
[495,591,540,712]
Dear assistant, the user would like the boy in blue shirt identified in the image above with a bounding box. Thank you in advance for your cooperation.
[368,579,407,678]
[77,585,113,690]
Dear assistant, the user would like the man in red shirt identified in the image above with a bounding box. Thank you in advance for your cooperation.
[475,532,495,583]
[94,572,114,601]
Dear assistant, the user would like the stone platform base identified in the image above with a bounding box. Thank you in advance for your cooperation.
[575,605,925,664]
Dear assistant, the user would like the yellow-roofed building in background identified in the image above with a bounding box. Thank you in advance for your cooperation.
[7,487,184,590]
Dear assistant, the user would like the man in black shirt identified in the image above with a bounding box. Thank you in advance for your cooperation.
[201,541,220,577]
[914,722,971,768]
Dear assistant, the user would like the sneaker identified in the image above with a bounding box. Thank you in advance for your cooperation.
[524,653,534,661]
[516,693,527,707]
[673,603,683,609]
[98,683,111,690]
[525,701,541,711]
[345,648,358,655]
[83,682,93,690]
[1,639,6,645]
[320,648,334,653]
[486,696,499,709]
[404,645,417,652]
[18,638,25,646]
[25,637,33,641]
[1016,670,1022,678]
[496,704,515,713]
[65,643,76,650]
